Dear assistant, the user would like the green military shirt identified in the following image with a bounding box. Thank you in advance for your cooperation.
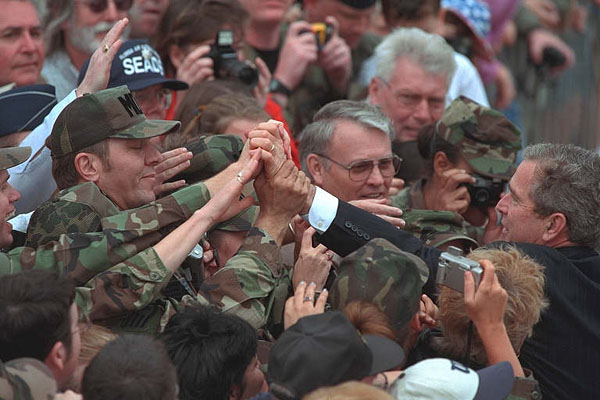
[19,181,288,331]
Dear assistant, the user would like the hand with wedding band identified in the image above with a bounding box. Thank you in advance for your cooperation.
[283,281,329,330]
[77,18,129,97]
[247,120,292,178]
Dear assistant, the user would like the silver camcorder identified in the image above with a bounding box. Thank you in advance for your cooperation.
[435,246,482,293]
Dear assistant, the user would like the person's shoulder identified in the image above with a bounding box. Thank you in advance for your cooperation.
[403,208,479,250]
[0,358,57,400]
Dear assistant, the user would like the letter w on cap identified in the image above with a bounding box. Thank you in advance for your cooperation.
[118,93,143,117]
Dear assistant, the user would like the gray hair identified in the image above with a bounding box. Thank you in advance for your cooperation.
[523,143,600,248]
[297,100,393,179]
[33,0,73,55]
[373,27,456,87]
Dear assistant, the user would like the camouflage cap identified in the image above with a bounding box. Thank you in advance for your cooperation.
[403,208,479,250]
[0,146,31,171]
[0,358,57,400]
[435,96,522,180]
[50,85,180,158]
[330,238,429,330]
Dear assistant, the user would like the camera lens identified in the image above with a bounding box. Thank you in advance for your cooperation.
[474,189,489,204]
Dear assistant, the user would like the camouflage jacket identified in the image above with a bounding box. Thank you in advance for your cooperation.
[22,181,287,331]
[0,358,56,400]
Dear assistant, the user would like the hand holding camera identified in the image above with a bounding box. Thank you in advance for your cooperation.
[274,20,319,92]
[317,16,352,94]
[436,246,483,293]
[429,168,474,214]
[175,44,215,86]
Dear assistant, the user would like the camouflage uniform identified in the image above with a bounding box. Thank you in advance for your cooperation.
[389,96,522,246]
[0,358,56,400]
[329,238,429,331]
[6,87,285,331]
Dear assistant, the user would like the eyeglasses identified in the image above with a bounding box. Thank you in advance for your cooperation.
[315,153,402,182]
[378,78,446,114]
[80,0,133,13]
[133,87,172,111]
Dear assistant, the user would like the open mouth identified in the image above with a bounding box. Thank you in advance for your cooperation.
[5,209,15,221]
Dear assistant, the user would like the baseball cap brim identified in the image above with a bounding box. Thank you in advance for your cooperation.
[0,146,31,170]
[111,118,180,140]
[364,334,405,375]
[474,361,514,400]
[125,76,189,92]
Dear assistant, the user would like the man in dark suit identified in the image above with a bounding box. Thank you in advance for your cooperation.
[299,143,600,400]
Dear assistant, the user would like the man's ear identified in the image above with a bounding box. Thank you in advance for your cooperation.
[169,45,186,70]
[542,212,569,244]
[432,151,452,175]
[44,341,68,381]
[368,77,381,105]
[74,152,102,183]
[306,153,324,186]
[229,384,241,400]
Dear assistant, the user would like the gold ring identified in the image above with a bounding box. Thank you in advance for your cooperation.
[303,296,313,303]
[102,44,110,53]
[236,171,243,184]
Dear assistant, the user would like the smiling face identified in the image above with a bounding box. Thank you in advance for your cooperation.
[0,169,20,248]
[0,0,44,86]
[495,160,548,244]
[95,138,161,210]
[309,119,393,202]
[369,56,447,142]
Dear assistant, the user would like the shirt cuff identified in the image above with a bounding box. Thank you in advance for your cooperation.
[307,187,339,234]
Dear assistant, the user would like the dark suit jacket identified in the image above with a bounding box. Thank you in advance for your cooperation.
[318,200,600,399]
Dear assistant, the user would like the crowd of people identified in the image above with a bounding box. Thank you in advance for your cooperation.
[0,0,599,399]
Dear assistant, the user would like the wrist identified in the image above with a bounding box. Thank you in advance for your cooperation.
[300,185,316,215]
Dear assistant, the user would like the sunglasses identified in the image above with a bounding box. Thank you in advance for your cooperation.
[80,0,133,13]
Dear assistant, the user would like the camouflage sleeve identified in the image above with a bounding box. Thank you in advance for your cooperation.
[191,226,289,329]
[75,247,172,321]
[0,182,211,283]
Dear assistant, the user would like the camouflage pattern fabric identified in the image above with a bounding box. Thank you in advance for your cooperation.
[403,209,479,250]
[391,180,479,250]
[0,358,56,400]
[0,147,31,171]
[435,96,522,180]
[330,238,429,330]
[25,182,120,247]
[50,86,179,158]
[175,134,245,184]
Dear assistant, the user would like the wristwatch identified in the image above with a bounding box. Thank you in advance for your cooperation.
[268,78,292,96]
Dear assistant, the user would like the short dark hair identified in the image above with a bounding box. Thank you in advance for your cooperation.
[160,305,257,400]
[49,139,110,190]
[381,0,440,25]
[417,123,461,177]
[82,334,178,400]
[0,270,76,361]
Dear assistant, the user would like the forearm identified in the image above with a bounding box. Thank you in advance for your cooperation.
[152,209,215,272]
[478,323,525,377]
[203,161,241,197]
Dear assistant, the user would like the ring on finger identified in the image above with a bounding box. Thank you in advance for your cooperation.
[269,143,275,152]
[303,296,313,303]
[236,171,244,184]
[102,44,110,53]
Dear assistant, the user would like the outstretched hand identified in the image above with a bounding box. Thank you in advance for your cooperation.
[153,147,193,196]
[77,18,129,96]
[293,227,333,291]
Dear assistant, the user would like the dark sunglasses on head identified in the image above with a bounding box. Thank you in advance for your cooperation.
[81,0,133,13]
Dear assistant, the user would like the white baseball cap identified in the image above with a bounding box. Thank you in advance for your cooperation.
[390,358,514,400]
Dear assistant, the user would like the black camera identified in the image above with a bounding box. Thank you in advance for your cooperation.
[464,174,505,208]
[208,30,258,87]
[436,246,482,293]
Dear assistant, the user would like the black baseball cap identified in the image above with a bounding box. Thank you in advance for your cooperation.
[77,39,189,92]
[0,84,57,137]
[268,311,404,399]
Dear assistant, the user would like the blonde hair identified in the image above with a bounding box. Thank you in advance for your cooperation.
[303,381,394,400]
[79,324,117,365]
[437,247,548,362]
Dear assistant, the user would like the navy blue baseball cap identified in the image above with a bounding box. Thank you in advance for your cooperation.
[78,39,189,92]
[0,84,57,137]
